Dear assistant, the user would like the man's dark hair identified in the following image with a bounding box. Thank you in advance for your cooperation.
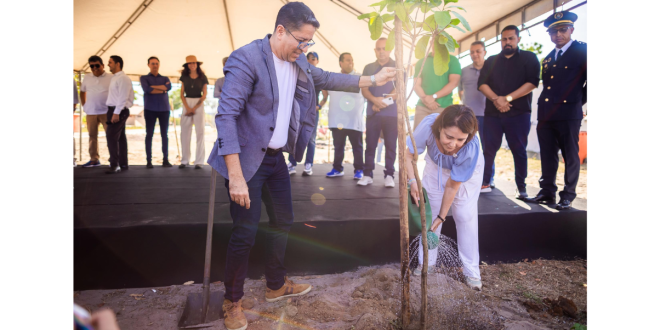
[110,55,124,69]
[431,105,479,145]
[470,41,486,50]
[501,25,520,37]
[222,57,229,66]
[273,2,320,32]
[88,55,103,65]
[147,56,160,64]
[339,52,351,62]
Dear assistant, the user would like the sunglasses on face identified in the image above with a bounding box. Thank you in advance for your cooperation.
[89,64,101,69]
[549,27,570,35]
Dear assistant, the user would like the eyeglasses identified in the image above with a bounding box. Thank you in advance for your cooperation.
[548,27,570,35]
[89,64,101,69]
[284,27,315,50]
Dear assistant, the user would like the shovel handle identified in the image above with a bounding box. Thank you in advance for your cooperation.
[201,168,217,322]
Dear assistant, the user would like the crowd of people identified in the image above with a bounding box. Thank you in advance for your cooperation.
[73,2,586,329]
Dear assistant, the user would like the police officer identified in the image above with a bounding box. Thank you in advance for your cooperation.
[523,11,586,210]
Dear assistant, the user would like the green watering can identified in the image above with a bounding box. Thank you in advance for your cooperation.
[407,186,440,250]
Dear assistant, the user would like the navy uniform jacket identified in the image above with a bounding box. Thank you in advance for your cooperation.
[538,40,587,122]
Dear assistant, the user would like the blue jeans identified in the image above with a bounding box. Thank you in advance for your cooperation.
[482,113,531,191]
[364,115,397,178]
[289,112,318,166]
[144,110,170,162]
[223,151,293,302]
[476,116,495,185]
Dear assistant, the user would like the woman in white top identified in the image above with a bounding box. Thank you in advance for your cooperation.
[405,105,485,290]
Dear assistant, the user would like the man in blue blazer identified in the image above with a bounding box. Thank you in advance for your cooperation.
[207,3,395,328]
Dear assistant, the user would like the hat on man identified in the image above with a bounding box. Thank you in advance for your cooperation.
[544,11,578,31]
[183,55,203,67]
[307,52,319,60]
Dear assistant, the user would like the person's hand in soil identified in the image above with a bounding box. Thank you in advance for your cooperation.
[91,308,120,330]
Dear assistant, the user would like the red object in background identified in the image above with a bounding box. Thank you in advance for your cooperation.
[578,132,587,164]
[74,113,80,133]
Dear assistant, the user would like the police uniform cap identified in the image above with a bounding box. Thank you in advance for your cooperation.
[544,11,578,31]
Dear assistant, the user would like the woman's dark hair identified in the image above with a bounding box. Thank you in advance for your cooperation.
[88,55,103,65]
[431,105,479,144]
[273,2,320,32]
[181,63,206,79]
[109,55,123,69]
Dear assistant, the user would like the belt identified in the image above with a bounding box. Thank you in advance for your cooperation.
[266,148,282,156]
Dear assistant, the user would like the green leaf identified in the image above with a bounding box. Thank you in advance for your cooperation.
[441,31,455,52]
[434,11,452,29]
[450,18,460,26]
[415,35,430,59]
[394,2,407,24]
[433,42,450,76]
[449,23,465,33]
[385,32,395,51]
[451,10,471,32]
[446,5,466,12]
[387,2,394,12]
[382,13,395,23]
[357,12,378,20]
[422,14,436,31]
[370,16,384,40]
[419,3,432,13]
[444,0,459,3]
[436,33,448,44]
[368,0,386,8]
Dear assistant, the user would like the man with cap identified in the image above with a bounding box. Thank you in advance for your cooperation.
[523,11,586,210]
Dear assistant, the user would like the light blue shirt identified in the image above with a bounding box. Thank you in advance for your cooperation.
[406,113,480,183]
[555,39,574,61]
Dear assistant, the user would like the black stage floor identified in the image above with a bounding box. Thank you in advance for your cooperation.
[74,164,586,290]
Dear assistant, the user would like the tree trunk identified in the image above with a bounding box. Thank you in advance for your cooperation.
[394,14,411,329]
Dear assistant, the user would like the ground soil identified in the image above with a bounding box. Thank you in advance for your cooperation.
[74,126,586,200]
[74,259,586,330]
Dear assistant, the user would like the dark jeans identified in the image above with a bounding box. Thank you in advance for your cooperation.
[105,107,129,168]
[476,116,495,185]
[144,110,170,162]
[224,151,293,302]
[330,128,364,173]
[364,115,397,178]
[537,119,582,201]
[289,112,318,166]
[482,113,531,191]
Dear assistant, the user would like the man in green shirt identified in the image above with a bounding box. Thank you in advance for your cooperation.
[413,40,461,129]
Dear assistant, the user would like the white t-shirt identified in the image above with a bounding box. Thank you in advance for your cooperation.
[106,71,134,114]
[328,70,365,132]
[268,54,297,149]
[80,71,113,115]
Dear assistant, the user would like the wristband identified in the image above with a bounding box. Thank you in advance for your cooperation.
[407,178,417,185]
[370,75,377,87]
[436,215,445,223]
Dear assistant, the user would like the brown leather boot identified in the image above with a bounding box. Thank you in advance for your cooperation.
[265,276,312,302]
[222,299,247,330]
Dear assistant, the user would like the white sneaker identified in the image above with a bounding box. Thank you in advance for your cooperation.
[384,175,395,188]
[302,163,313,176]
[466,277,482,291]
[287,163,296,175]
[357,176,373,186]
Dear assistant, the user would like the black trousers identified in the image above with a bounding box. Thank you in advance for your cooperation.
[536,119,582,201]
[144,109,170,162]
[106,107,130,168]
[331,128,364,173]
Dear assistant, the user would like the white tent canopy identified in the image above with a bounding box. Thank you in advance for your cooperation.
[74,0,576,81]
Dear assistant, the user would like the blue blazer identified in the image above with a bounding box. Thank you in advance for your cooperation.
[208,34,360,181]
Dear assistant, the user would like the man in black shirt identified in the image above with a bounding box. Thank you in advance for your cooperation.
[478,25,540,199]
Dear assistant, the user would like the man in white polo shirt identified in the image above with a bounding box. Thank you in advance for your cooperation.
[326,52,365,179]
[105,55,134,174]
[80,55,113,168]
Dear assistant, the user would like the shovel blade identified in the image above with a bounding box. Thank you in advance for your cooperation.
[177,291,224,328]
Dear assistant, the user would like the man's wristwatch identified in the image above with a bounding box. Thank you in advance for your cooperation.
[506,95,513,102]
[432,93,438,99]
[370,75,377,87]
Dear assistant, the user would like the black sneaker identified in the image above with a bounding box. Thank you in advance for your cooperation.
[105,166,121,174]
[179,164,186,169]
[146,162,154,169]
[120,165,129,171]
[163,160,173,167]
[195,165,202,169]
